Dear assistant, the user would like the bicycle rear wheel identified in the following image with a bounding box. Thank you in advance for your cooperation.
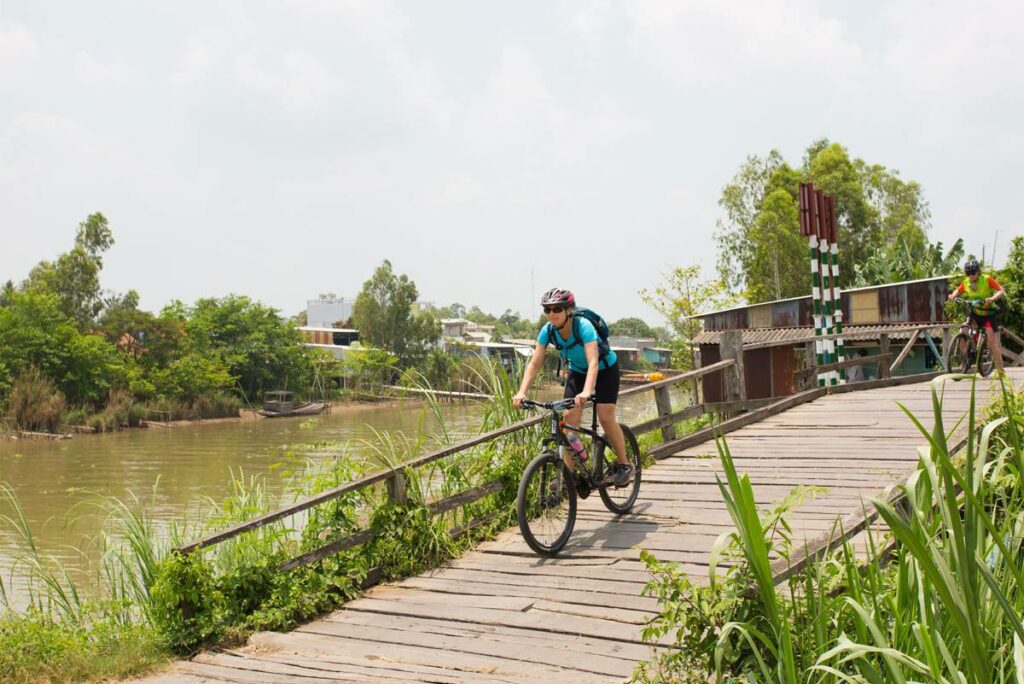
[978,336,994,377]
[597,424,641,514]
[946,332,972,377]
[517,451,577,556]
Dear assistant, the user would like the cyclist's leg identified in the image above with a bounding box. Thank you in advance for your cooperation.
[985,317,1005,373]
[593,363,627,465]
[562,370,586,470]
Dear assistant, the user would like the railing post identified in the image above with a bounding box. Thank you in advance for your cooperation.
[941,325,951,369]
[386,470,408,505]
[720,331,746,403]
[653,385,676,443]
[879,333,891,379]
[804,340,818,391]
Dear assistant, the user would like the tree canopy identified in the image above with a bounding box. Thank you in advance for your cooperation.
[352,260,439,364]
[715,140,939,303]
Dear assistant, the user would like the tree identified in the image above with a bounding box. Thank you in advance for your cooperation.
[178,295,315,401]
[352,260,439,364]
[610,317,654,338]
[715,141,934,302]
[639,265,737,370]
[998,236,1024,337]
[21,212,115,327]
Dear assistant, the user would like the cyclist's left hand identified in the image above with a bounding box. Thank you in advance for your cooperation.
[985,296,995,305]
[574,392,589,408]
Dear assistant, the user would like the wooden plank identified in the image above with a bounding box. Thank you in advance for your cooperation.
[889,328,922,373]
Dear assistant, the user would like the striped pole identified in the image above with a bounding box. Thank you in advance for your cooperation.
[814,189,836,385]
[800,184,825,387]
[826,196,846,383]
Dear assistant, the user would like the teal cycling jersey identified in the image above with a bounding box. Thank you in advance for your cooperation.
[537,317,617,374]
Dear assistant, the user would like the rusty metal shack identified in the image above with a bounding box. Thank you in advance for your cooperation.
[694,276,953,401]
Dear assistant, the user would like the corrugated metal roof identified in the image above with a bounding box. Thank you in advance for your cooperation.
[693,323,944,346]
[695,275,952,320]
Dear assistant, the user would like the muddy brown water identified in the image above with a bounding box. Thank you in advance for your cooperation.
[0,388,682,609]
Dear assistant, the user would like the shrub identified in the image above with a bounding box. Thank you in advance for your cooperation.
[4,366,66,432]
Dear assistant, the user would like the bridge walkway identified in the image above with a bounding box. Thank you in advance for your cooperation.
[144,370,1020,683]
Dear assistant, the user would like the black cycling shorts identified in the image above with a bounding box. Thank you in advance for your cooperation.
[970,310,1002,332]
[564,362,621,404]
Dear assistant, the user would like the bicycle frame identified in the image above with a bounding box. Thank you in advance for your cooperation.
[531,399,614,491]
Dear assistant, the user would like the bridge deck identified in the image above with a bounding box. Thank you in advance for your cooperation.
[144,371,1020,683]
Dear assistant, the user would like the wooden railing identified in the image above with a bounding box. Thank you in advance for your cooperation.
[174,341,750,574]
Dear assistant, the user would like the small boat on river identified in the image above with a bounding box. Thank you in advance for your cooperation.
[258,390,328,418]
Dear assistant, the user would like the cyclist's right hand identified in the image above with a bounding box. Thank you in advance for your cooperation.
[512,392,527,409]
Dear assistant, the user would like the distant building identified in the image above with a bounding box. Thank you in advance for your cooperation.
[307,294,355,328]
[299,326,359,360]
[608,336,673,368]
[694,275,952,401]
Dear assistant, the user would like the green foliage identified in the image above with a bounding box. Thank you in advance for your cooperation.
[0,291,127,407]
[997,235,1024,336]
[3,366,66,432]
[610,316,655,338]
[715,140,936,301]
[639,265,737,369]
[0,610,165,683]
[149,552,225,653]
[21,212,113,327]
[342,347,399,393]
[352,260,439,364]
[635,376,1024,683]
[175,294,315,402]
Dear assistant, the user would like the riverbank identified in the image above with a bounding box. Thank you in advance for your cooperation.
[2,397,429,442]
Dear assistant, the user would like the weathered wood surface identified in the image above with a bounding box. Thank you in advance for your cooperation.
[138,370,1021,683]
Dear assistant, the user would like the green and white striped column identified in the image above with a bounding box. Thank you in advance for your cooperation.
[819,231,836,385]
[829,239,846,383]
[810,234,825,387]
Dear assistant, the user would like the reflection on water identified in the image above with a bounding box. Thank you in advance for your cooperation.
[0,385,685,608]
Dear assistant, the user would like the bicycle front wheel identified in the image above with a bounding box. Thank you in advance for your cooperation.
[946,332,972,377]
[597,424,642,514]
[978,335,994,377]
[517,451,577,556]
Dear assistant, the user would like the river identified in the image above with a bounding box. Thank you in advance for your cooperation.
[0,386,681,609]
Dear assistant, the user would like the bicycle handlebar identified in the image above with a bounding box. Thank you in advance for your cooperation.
[520,394,596,412]
[953,297,986,307]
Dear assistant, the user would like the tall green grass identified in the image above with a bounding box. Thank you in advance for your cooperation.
[0,357,552,681]
[636,373,1024,683]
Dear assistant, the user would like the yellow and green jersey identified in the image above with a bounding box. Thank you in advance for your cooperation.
[954,274,1003,315]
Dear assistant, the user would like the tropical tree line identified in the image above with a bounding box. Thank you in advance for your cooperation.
[641,139,1021,369]
[0,214,321,433]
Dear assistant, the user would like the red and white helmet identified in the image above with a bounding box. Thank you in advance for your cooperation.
[540,288,575,307]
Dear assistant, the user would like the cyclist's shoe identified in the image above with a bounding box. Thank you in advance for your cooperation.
[611,463,633,488]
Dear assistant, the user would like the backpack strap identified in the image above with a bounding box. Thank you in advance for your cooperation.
[547,317,612,367]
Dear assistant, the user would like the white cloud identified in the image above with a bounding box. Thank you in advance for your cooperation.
[170,32,226,90]
[232,50,335,116]
[74,51,130,87]
[0,21,40,89]
[273,158,395,205]
[435,175,486,208]
[559,0,614,46]
[464,46,646,164]
[883,1,1024,97]
[624,0,863,87]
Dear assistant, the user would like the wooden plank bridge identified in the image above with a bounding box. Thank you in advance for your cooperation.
[140,352,1021,683]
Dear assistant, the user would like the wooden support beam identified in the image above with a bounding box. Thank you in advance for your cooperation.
[794,353,892,384]
[889,329,922,374]
[653,385,676,442]
[879,333,891,379]
[720,331,745,403]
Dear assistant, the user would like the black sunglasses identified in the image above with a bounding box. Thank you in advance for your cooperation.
[543,306,565,314]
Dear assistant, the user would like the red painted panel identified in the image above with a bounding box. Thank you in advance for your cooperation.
[771,346,798,397]
[744,348,772,400]
[699,344,724,403]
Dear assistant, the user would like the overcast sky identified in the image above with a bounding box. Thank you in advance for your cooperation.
[2,1,1021,325]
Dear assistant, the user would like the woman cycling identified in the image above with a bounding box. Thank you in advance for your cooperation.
[512,288,633,487]
[948,258,1006,374]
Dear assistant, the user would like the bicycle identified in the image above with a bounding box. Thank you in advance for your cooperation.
[945,298,995,378]
[515,396,642,556]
